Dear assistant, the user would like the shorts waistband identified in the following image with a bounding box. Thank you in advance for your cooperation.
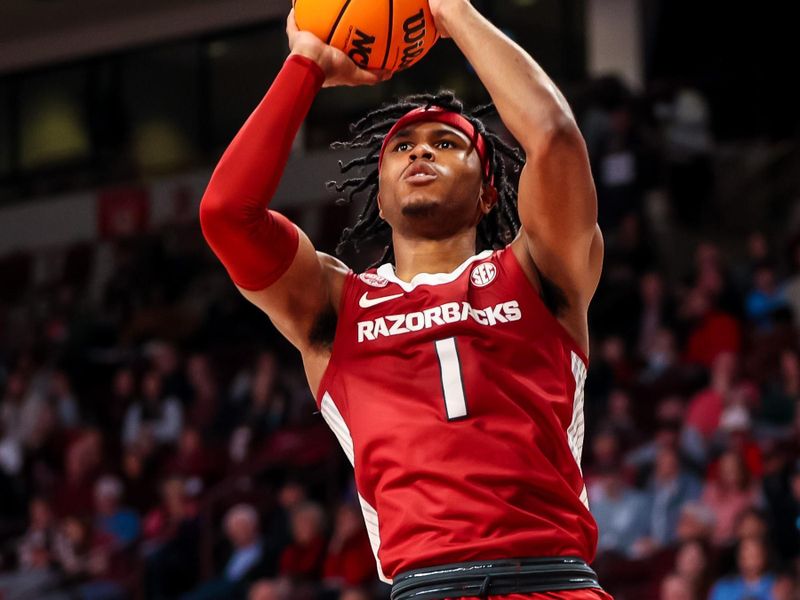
[390,557,601,600]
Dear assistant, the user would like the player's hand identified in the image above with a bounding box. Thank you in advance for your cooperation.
[287,10,391,88]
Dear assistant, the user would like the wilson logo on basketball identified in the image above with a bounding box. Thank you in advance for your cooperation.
[347,29,376,68]
[399,10,426,70]
[470,263,497,287]
[359,273,390,288]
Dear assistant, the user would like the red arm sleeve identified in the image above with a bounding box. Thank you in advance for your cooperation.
[199,54,325,290]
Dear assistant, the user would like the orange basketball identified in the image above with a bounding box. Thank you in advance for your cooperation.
[293,0,439,73]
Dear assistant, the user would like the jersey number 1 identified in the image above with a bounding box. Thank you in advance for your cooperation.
[434,338,469,420]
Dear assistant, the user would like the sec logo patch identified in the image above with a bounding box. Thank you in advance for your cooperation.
[470,263,497,287]
[359,272,390,288]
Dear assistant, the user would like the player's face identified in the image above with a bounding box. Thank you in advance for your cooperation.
[378,121,491,238]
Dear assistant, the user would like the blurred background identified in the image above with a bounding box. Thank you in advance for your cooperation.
[0,0,799,599]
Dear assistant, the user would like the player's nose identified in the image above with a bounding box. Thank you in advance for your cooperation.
[410,145,435,162]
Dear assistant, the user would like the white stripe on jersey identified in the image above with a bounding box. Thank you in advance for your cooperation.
[321,393,354,466]
[358,494,392,584]
[567,352,589,509]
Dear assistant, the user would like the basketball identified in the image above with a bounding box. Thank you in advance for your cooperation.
[293,0,439,73]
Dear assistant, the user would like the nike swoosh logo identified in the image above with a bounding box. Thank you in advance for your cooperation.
[359,291,404,309]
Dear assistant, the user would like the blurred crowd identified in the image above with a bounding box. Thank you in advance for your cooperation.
[0,78,798,600]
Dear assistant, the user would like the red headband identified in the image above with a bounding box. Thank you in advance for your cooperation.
[378,107,492,181]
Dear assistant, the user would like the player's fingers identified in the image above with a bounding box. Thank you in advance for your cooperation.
[327,60,377,88]
[286,9,299,36]
[350,68,386,86]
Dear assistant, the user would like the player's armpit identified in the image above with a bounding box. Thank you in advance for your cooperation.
[237,229,348,353]
[515,122,604,309]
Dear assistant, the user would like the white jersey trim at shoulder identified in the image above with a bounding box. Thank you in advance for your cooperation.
[375,249,494,292]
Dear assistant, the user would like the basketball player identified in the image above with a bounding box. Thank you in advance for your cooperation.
[200,0,608,597]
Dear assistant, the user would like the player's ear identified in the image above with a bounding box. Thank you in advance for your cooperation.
[480,184,498,214]
[377,194,385,219]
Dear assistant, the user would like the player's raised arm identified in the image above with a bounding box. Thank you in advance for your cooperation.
[199,12,386,352]
[430,0,603,314]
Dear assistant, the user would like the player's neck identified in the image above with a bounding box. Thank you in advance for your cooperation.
[391,231,478,282]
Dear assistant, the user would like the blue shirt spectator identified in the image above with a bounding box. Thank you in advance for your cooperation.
[589,470,650,557]
[94,475,141,547]
[709,537,776,600]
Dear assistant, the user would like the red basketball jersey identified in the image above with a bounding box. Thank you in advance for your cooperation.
[315,246,597,583]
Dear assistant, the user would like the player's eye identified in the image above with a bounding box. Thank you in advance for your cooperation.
[437,140,457,149]
[394,141,412,152]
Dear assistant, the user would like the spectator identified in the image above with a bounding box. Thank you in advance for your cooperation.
[278,502,327,582]
[143,477,202,599]
[0,418,22,477]
[164,426,222,487]
[636,272,676,361]
[674,502,716,546]
[701,451,761,547]
[735,508,769,542]
[147,341,191,404]
[746,262,789,332]
[690,242,742,314]
[672,539,714,599]
[660,573,695,600]
[0,370,45,448]
[47,369,81,429]
[709,537,776,600]
[49,515,127,600]
[708,404,763,479]
[0,497,61,599]
[759,349,799,427]
[185,353,220,435]
[93,475,141,548]
[643,446,703,550]
[323,503,376,587]
[257,480,308,576]
[626,397,706,480]
[122,369,183,448]
[588,468,650,557]
[601,390,640,449]
[585,428,623,494]
[103,367,137,433]
[685,352,743,441]
[681,291,742,369]
[120,446,159,514]
[227,352,287,440]
[638,327,681,385]
[51,432,104,518]
[593,98,648,230]
[662,88,714,227]
[181,504,266,600]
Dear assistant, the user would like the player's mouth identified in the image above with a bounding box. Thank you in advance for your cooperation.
[403,162,438,185]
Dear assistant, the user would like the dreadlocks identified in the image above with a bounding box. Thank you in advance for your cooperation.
[329,91,525,267]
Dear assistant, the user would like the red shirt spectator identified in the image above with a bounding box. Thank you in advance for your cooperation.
[686,353,756,441]
[684,310,742,369]
[279,502,327,581]
[323,504,376,586]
